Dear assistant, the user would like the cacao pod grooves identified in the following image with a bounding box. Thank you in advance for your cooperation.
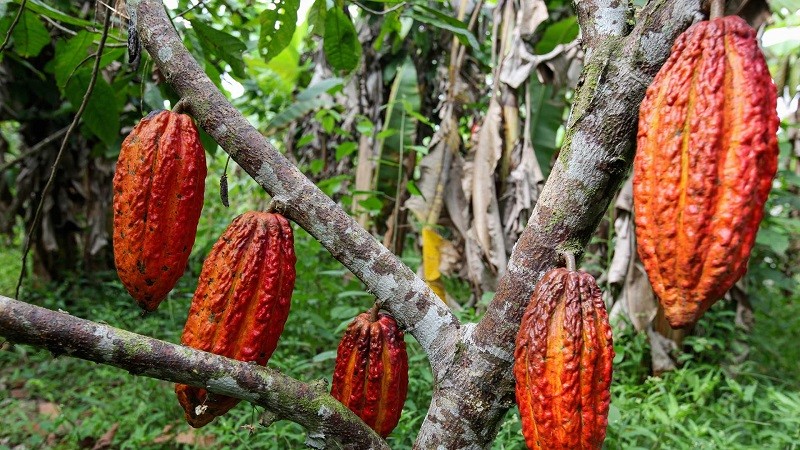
[634,15,779,328]
[331,308,409,438]
[175,211,296,427]
[514,268,614,450]
[113,110,206,311]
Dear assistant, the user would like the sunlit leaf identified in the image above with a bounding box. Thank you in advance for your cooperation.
[323,7,361,72]
[258,0,299,63]
[190,19,247,78]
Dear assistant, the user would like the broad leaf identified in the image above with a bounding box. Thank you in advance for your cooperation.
[258,0,299,63]
[12,10,49,58]
[323,8,361,72]
[528,75,566,179]
[307,0,328,36]
[408,5,480,50]
[53,31,93,91]
[11,0,94,27]
[190,19,247,78]
[64,70,120,146]
[535,16,579,54]
[267,78,343,130]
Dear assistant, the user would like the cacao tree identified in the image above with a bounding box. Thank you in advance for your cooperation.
[0,0,791,448]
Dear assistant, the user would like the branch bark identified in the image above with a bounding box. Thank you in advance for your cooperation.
[574,0,631,57]
[127,0,460,380]
[0,295,388,450]
[413,0,703,447]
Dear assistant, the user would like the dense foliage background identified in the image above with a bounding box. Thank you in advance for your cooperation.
[0,0,798,448]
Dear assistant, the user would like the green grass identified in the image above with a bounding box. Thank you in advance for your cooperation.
[1,157,799,448]
[0,228,434,449]
[0,237,21,297]
[3,235,799,449]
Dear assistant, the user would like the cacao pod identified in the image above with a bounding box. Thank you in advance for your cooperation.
[514,268,614,450]
[113,110,207,311]
[634,16,779,328]
[331,309,408,438]
[175,211,296,427]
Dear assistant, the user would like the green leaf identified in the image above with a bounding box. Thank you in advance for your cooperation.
[406,180,421,196]
[53,31,94,91]
[376,128,397,139]
[309,158,325,175]
[528,74,566,179]
[335,141,357,161]
[298,77,343,100]
[358,196,383,212]
[258,0,299,63]
[311,350,337,363]
[12,0,94,27]
[755,227,790,256]
[267,78,343,130]
[408,5,480,50]
[189,19,247,78]
[297,134,314,147]
[198,125,219,156]
[12,10,49,58]
[307,0,328,35]
[535,16,579,54]
[323,8,361,72]
[64,70,120,146]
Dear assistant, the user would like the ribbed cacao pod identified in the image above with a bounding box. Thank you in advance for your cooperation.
[175,211,296,427]
[634,16,779,328]
[514,268,614,450]
[330,309,408,438]
[113,110,206,311]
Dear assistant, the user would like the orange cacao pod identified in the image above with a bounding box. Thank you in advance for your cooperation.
[113,110,206,311]
[514,268,614,450]
[330,309,408,438]
[634,16,779,328]
[175,211,296,427]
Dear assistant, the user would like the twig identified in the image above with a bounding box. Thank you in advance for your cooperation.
[174,0,206,19]
[15,11,114,299]
[64,53,98,88]
[42,15,78,36]
[352,1,406,16]
[0,126,70,173]
[0,0,28,54]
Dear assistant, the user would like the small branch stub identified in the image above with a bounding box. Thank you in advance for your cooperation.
[709,0,724,19]
[563,251,577,272]
[172,98,189,114]
[369,303,380,322]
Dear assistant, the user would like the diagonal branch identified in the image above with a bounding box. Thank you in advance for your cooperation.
[574,0,631,57]
[414,0,705,446]
[0,295,388,450]
[128,0,460,380]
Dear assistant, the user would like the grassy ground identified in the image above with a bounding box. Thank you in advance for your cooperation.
[1,221,799,448]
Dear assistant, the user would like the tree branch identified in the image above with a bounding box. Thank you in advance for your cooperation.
[128,0,460,380]
[0,295,388,450]
[574,0,631,57]
[414,0,704,446]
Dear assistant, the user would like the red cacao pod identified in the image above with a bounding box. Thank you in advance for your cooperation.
[175,211,296,427]
[514,268,614,450]
[330,309,408,438]
[113,110,207,311]
[634,16,779,328]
